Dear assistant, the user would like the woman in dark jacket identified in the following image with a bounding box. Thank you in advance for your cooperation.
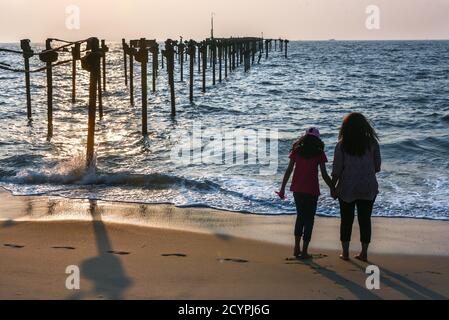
[332,113,381,262]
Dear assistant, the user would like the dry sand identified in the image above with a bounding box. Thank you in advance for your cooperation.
[0,189,448,300]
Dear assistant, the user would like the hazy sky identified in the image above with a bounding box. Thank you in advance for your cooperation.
[1,0,449,42]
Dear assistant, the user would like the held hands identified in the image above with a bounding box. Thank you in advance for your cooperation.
[330,186,337,200]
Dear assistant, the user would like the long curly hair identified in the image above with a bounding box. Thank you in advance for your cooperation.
[339,112,379,156]
[291,135,325,159]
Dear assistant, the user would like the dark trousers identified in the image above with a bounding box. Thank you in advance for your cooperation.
[339,198,375,244]
[293,192,318,242]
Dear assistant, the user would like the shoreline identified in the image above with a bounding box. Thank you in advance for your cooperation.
[1,188,449,256]
[1,189,448,299]
[2,186,449,221]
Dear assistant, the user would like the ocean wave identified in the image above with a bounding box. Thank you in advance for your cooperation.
[383,136,449,156]
[4,169,221,192]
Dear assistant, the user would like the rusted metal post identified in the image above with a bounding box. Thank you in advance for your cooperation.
[178,41,185,82]
[71,43,80,103]
[236,42,240,67]
[201,43,207,93]
[251,41,257,64]
[136,38,148,135]
[197,43,201,74]
[187,41,196,102]
[39,39,58,138]
[151,43,158,92]
[81,37,101,168]
[265,40,269,59]
[229,43,233,72]
[101,40,108,92]
[122,39,128,86]
[20,39,33,120]
[129,43,134,106]
[212,41,216,86]
[161,49,165,69]
[218,42,222,82]
[97,68,103,118]
[164,39,176,116]
[224,42,228,79]
[232,42,236,70]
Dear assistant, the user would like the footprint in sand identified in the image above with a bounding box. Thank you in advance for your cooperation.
[107,250,130,256]
[4,243,24,249]
[161,253,187,257]
[52,246,76,250]
[218,258,249,263]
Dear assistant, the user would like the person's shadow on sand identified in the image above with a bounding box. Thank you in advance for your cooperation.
[348,260,447,300]
[69,200,132,300]
[295,259,382,300]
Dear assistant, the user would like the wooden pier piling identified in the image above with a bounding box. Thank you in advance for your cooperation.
[101,40,108,92]
[212,40,216,86]
[201,42,207,93]
[218,41,222,83]
[71,43,80,103]
[97,69,103,118]
[187,40,196,102]
[178,41,185,82]
[265,40,269,59]
[129,44,135,106]
[38,39,58,138]
[164,39,176,116]
[151,43,159,92]
[20,39,33,120]
[81,37,101,168]
[122,39,128,86]
[136,38,149,135]
[197,43,201,74]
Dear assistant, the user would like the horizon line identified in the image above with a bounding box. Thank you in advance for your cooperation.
[1,38,449,44]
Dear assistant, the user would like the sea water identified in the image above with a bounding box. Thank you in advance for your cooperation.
[0,40,448,220]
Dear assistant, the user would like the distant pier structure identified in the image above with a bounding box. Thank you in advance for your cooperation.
[0,35,289,168]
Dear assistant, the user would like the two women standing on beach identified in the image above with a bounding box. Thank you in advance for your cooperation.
[279,112,381,262]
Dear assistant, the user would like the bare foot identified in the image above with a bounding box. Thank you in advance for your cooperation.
[293,247,301,257]
[339,254,350,261]
[354,254,368,262]
[299,253,313,260]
